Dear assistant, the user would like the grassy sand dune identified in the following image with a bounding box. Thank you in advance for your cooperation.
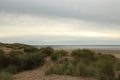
[13,57,95,80]
[0,43,120,80]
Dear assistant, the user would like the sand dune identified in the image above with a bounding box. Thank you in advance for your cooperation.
[13,57,96,80]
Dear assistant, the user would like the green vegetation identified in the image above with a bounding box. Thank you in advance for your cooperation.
[117,73,120,80]
[39,47,54,56]
[0,43,49,74]
[0,42,120,80]
[0,49,5,69]
[3,66,18,74]
[23,46,38,53]
[23,52,45,70]
[0,72,13,80]
[51,50,68,61]
[46,49,119,80]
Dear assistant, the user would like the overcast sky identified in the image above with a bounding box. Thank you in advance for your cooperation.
[0,0,120,45]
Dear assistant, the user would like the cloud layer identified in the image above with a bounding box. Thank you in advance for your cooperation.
[0,0,120,24]
[0,0,120,45]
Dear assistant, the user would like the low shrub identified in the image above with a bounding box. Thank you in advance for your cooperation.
[45,65,53,75]
[45,63,67,75]
[64,63,77,76]
[9,50,25,68]
[3,66,18,74]
[55,50,68,57]
[46,49,117,80]
[23,52,45,70]
[117,73,120,80]
[97,54,117,64]
[71,49,94,57]
[76,62,97,77]
[51,50,68,61]
[71,49,95,62]
[40,47,54,56]
[0,72,13,80]
[23,46,38,53]
[98,64,115,80]
[8,50,45,71]
[51,53,58,61]
[45,59,96,77]
[90,60,115,80]
[0,49,6,69]
[0,49,4,54]
[114,59,120,71]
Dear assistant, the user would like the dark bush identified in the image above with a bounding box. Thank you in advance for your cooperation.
[8,50,45,71]
[115,59,120,71]
[71,49,95,58]
[91,60,115,80]
[71,49,96,64]
[45,63,67,75]
[23,52,45,70]
[0,49,4,54]
[55,50,68,57]
[0,72,13,80]
[117,73,120,80]
[51,50,68,61]
[77,63,95,77]
[23,46,38,53]
[3,66,18,74]
[45,60,97,77]
[0,49,5,69]
[65,63,78,76]
[40,47,54,56]
[97,54,117,65]
[9,50,25,67]
[98,64,115,80]
[51,53,58,61]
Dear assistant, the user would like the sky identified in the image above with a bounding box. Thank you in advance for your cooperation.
[0,0,120,45]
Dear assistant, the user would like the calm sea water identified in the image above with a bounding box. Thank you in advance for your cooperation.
[36,45,120,50]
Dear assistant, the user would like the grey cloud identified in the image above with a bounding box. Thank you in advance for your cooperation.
[0,0,120,24]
